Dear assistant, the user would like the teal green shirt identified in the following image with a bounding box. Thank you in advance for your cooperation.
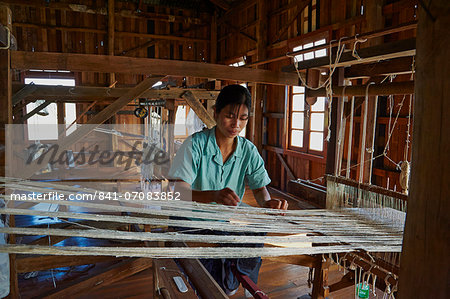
[168,127,271,204]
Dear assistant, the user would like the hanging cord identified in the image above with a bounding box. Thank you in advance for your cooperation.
[287,38,347,147]
[351,35,368,60]
[346,96,355,178]
[383,95,407,169]
[359,82,375,183]
[286,37,347,91]
[404,57,415,162]
[335,86,348,175]
[307,91,405,184]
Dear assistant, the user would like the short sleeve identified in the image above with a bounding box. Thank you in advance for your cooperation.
[245,145,271,190]
[168,136,198,185]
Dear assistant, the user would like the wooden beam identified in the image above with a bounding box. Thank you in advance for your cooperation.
[0,0,205,24]
[399,1,449,297]
[264,145,326,164]
[276,153,295,180]
[283,38,416,71]
[223,21,257,44]
[168,242,228,299]
[41,258,152,298]
[269,0,301,17]
[16,255,119,273]
[264,255,319,268]
[250,21,416,67]
[208,0,231,11]
[344,57,414,78]
[307,81,414,97]
[12,84,220,101]
[13,22,209,43]
[325,175,408,201]
[271,0,309,43]
[217,0,257,26]
[12,82,37,106]
[182,91,216,129]
[14,100,51,123]
[153,258,197,298]
[218,20,258,43]
[119,39,157,56]
[11,51,299,86]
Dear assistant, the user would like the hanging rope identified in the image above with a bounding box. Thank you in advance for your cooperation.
[351,35,368,60]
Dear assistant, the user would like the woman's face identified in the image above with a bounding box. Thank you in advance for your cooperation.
[214,104,249,139]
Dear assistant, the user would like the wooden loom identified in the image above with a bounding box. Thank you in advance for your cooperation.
[0,176,406,298]
[321,175,407,298]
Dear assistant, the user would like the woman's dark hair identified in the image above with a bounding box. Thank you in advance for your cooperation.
[215,84,251,114]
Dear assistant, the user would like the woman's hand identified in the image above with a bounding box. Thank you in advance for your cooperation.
[213,187,240,206]
[264,198,288,210]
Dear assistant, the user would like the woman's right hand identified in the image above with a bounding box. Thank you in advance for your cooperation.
[213,188,240,206]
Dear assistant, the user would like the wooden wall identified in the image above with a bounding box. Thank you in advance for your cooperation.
[8,0,212,133]
[216,0,417,198]
[7,0,418,197]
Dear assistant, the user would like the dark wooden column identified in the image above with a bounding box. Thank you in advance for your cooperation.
[0,4,19,299]
[108,0,115,86]
[398,1,449,298]
[325,68,344,177]
[251,0,267,152]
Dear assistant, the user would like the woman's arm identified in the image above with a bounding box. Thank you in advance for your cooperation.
[252,186,288,210]
[174,181,240,206]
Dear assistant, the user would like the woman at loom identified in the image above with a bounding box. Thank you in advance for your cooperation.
[168,84,288,296]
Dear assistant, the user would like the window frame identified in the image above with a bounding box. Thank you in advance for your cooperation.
[23,74,76,142]
[287,87,328,156]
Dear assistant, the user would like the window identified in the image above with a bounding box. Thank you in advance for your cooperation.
[292,38,327,65]
[174,105,188,137]
[24,77,76,140]
[229,57,246,67]
[289,87,327,153]
[290,86,305,148]
[309,97,326,151]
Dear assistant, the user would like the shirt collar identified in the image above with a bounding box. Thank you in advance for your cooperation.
[206,127,243,165]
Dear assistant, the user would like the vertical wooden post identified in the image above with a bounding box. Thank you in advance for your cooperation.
[108,0,115,86]
[57,101,65,139]
[325,68,344,176]
[251,0,267,152]
[0,5,18,298]
[311,258,330,299]
[167,102,176,159]
[363,96,378,183]
[398,1,450,298]
[357,91,378,184]
[210,11,217,64]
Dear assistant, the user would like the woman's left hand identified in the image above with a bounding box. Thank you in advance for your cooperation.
[264,199,288,210]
